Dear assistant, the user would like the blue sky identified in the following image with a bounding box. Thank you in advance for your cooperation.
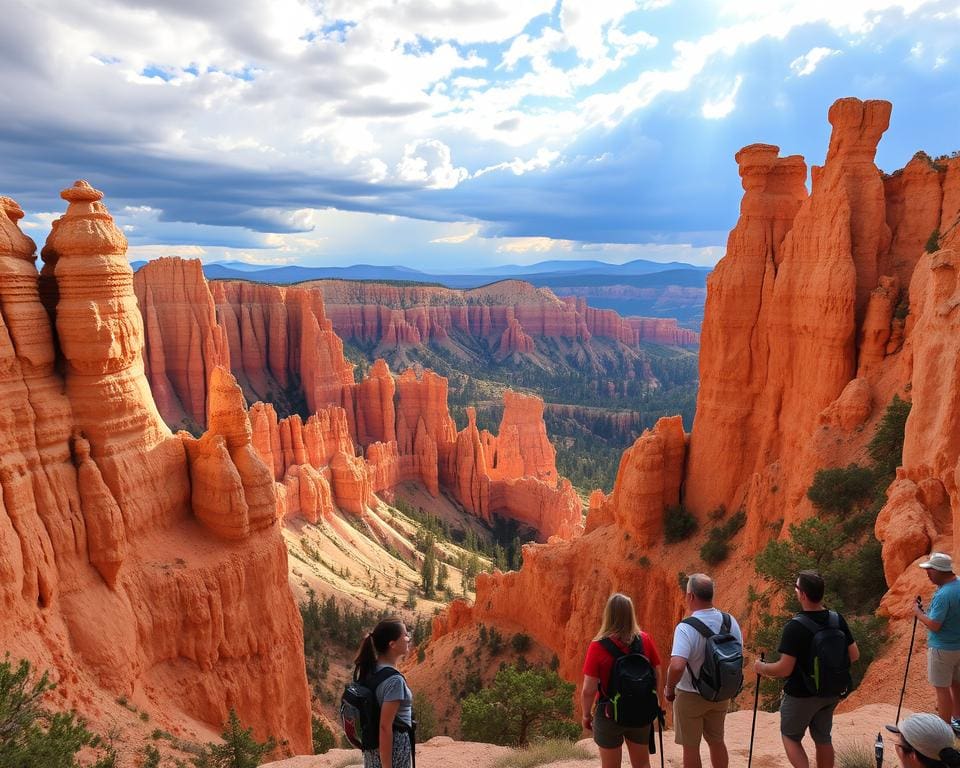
[2,0,958,270]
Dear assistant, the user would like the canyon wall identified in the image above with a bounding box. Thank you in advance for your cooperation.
[135,258,581,539]
[685,98,958,548]
[417,97,960,715]
[0,185,310,751]
[311,278,698,355]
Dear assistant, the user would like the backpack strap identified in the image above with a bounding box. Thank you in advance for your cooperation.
[599,637,625,660]
[681,617,713,638]
[790,613,824,635]
[368,666,403,690]
[720,612,731,634]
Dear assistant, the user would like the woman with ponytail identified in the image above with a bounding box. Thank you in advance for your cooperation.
[353,618,414,768]
[888,713,960,768]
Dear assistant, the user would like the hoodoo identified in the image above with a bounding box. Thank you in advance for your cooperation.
[0,183,311,751]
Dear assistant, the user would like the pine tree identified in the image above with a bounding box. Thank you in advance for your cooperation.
[192,708,276,768]
[421,536,437,599]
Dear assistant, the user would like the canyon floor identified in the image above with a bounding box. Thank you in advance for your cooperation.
[264,703,906,767]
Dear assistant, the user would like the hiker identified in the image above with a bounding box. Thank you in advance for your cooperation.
[664,573,744,768]
[755,570,859,768]
[914,552,960,731]
[352,619,414,768]
[582,593,663,768]
[887,713,960,768]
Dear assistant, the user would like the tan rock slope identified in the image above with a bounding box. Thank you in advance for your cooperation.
[0,184,310,752]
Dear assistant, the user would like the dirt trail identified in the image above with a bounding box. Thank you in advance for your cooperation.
[265,702,915,767]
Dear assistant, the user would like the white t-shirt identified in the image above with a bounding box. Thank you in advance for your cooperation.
[670,607,743,693]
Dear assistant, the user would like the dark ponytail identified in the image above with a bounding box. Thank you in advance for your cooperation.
[353,618,405,681]
[937,747,960,768]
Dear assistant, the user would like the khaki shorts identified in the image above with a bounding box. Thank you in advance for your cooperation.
[779,693,840,744]
[673,689,728,747]
[593,707,651,749]
[928,648,960,687]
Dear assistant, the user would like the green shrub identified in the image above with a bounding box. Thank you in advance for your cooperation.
[140,745,162,768]
[0,656,117,768]
[926,228,941,253]
[511,633,532,653]
[311,716,335,755]
[460,666,577,746]
[664,505,698,543]
[868,395,911,479]
[413,693,437,741]
[699,509,745,564]
[700,538,730,565]
[806,464,876,515]
[192,709,275,768]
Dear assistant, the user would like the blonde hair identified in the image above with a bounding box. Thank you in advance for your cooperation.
[594,593,642,643]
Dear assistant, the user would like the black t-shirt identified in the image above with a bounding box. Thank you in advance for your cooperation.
[777,610,855,697]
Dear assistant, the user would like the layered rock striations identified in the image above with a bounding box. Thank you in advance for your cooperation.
[418,99,960,716]
[686,99,959,545]
[421,417,687,693]
[0,184,310,752]
[312,278,698,360]
[136,257,580,539]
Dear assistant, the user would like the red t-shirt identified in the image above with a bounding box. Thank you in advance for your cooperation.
[582,633,661,698]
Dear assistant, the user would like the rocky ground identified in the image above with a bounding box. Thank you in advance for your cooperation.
[264,703,909,767]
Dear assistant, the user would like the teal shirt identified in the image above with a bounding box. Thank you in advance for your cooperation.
[928,579,960,650]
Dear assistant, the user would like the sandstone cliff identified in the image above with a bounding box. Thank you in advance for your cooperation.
[415,98,960,722]
[0,185,310,752]
[135,259,582,540]
[685,99,958,547]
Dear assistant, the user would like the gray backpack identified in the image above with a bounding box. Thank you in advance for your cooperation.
[681,613,744,701]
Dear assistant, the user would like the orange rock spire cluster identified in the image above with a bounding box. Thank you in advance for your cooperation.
[419,97,960,714]
[0,183,310,751]
[134,257,582,540]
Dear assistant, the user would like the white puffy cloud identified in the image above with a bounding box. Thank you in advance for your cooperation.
[789,46,840,76]
[396,139,469,189]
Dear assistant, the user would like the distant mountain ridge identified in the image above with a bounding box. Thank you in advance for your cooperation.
[130,257,710,324]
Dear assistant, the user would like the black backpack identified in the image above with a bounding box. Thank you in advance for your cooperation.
[791,611,853,698]
[598,637,660,727]
[681,613,744,701]
[340,668,415,752]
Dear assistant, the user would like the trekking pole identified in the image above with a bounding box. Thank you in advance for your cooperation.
[657,706,665,768]
[748,653,763,768]
[875,731,884,768]
[896,596,922,724]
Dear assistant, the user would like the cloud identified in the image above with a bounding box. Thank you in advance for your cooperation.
[497,236,575,253]
[701,75,743,118]
[430,226,480,244]
[789,46,840,76]
[396,140,469,189]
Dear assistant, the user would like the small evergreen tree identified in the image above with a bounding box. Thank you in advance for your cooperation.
[192,708,276,768]
[459,665,579,746]
[0,656,117,768]
[421,538,437,599]
[311,716,335,754]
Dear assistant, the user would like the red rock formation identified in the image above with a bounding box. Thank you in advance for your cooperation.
[418,416,686,697]
[488,391,558,483]
[133,257,230,431]
[0,185,309,752]
[311,278,693,362]
[684,99,940,541]
[495,316,535,359]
